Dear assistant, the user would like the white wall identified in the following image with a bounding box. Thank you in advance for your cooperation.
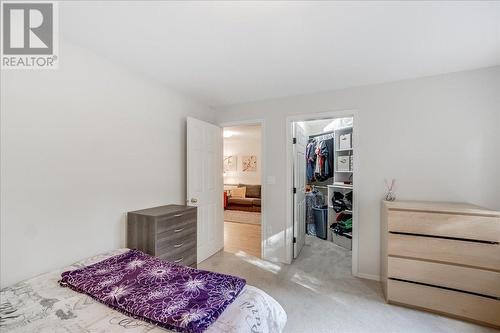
[223,126,262,185]
[216,67,500,278]
[0,40,215,287]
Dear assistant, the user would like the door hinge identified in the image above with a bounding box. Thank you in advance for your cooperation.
[293,237,297,243]
[293,187,297,194]
[292,138,297,144]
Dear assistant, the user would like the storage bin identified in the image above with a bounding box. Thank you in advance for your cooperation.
[339,133,352,150]
[312,207,328,240]
[331,229,352,250]
[337,156,350,171]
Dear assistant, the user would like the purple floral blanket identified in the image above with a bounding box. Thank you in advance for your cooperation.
[59,249,246,333]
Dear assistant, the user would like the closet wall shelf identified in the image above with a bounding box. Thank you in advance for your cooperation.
[309,185,328,189]
[328,207,352,213]
[330,183,353,189]
[336,170,352,173]
[332,209,352,214]
[336,148,353,152]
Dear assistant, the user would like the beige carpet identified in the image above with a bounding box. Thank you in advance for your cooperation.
[224,209,261,225]
[199,235,496,333]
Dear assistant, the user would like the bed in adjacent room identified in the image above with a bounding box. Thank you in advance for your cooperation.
[0,249,287,333]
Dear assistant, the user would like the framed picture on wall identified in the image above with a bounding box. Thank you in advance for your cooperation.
[223,155,237,172]
[242,155,257,172]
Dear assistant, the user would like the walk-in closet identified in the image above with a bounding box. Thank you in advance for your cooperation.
[292,117,355,260]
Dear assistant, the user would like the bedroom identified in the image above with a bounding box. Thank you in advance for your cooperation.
[1,1,499,333]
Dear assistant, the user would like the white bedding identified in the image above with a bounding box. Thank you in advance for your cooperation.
[0,249,287,332]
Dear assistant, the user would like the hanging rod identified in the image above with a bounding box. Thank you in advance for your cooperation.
[309,130,334,139]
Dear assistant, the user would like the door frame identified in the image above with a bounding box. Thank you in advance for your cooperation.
[292,122,307,258]
[285,109,360,277]
[219,119,267,259]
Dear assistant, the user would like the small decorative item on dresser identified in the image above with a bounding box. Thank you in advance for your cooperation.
[384,179,396,201]
[127,205,197,268]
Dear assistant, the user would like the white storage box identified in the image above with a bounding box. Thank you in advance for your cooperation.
[337,156,350,171]
[339,133,352,150]
[331,230,352,250]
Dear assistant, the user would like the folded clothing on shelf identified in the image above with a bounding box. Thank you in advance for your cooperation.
[332,213,352,235]
[332,191,352,212]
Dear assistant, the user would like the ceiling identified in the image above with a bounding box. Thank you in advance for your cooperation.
[223,125,262,141]
[60,1,500,106]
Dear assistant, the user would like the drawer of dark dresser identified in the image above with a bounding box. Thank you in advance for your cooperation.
[157,227,196,252]
[158,244,196,267]
[156,210,196,234]
[157,222,196,246]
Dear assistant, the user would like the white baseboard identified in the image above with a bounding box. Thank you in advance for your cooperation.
[356,272,380,281]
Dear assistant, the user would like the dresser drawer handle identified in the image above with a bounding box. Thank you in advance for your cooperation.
[174,257,183,263]
[174,228,184,233]
[173,214,183,217]
[173,243,184,248]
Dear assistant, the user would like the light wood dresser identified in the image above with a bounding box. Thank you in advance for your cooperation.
[127,205,197,268]
[380,200,500,328]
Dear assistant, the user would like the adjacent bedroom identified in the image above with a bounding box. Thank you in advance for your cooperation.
[223,124,263,258]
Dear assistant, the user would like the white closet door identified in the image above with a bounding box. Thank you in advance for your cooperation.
[187,117,223,263]
[293,123,307,258]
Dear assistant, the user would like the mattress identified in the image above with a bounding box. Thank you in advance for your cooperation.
[0,249,287,332]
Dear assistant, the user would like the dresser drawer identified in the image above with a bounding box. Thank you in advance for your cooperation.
[157,223,196,246]
[159,246,196,267]
[157,233,196,256]
[156,210,196,234]
[387,279,500,328]
[388,233,500,271]
[388,211,500,242]
[388,257,500,298]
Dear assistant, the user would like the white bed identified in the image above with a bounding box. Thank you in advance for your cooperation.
[0,249,287,332]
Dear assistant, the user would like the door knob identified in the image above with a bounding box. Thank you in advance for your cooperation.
[190,198,198,204]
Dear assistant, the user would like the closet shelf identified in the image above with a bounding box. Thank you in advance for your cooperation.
[333,209,352,214]
[336,148,353,152]
[329,183,353,189]
[328,206,352,214]
[335,170,352,173]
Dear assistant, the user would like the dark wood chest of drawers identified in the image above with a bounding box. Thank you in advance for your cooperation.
[127,205,197,268]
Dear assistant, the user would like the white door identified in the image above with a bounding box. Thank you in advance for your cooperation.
[187,117,223,263]
[293,123,307,258]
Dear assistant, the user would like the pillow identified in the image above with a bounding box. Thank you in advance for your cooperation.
[224,185,238,196]
[231,187,246,199]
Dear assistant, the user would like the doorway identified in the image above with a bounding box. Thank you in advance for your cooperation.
[222,124,263,258]
[287,111,359,276]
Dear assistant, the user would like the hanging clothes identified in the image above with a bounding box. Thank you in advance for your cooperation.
[305,142,317,182]
[306,133,334,183]
[324,138,334,178]
[310,134,334,182]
